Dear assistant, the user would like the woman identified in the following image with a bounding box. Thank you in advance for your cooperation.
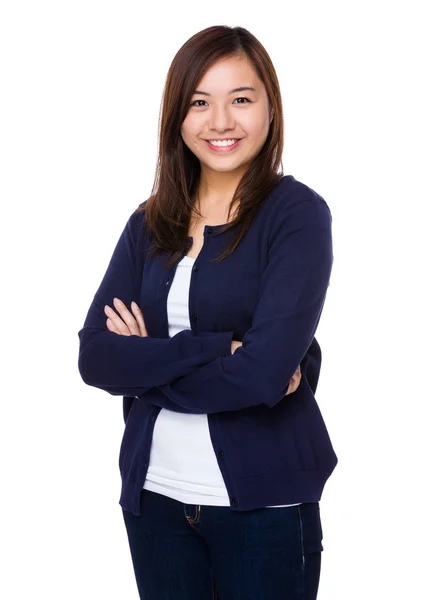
[78,25,338,600]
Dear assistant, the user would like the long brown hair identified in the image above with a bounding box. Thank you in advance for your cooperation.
[136,25,285,267]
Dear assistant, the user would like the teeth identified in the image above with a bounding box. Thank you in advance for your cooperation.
[208,139,238,147]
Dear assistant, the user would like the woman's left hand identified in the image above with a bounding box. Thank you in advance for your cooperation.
[285,365,301,395]
[104,298,148,337]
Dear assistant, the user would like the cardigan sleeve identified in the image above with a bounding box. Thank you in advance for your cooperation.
[147,197,333,413]
[77,207,234,396]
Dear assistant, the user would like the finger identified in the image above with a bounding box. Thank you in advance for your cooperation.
[285,381,297,395]
[131,302,148,337]
[106,317,122,335]
[112,298,141,336]
[285,372,300,396]
[293,370,302,387]
[104,304,132,336]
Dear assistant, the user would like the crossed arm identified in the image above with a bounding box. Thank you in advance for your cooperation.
[78,198,331,412]
[103,296,302,397]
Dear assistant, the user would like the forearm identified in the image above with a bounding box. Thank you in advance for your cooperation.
[78,326,235,396]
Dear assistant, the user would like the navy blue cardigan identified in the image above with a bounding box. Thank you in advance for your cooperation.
[78,174,338,515]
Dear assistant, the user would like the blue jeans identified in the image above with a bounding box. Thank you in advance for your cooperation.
[122,488,323,599]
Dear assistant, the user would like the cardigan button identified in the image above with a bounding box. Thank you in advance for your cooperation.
[193,265,199,272]
[231,498,238,506]
[206,227,213,234]
[218,451,225,460]
[191,314,197,321]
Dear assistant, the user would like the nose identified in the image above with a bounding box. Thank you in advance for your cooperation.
[208,104,235,132]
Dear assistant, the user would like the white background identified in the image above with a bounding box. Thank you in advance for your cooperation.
[1,1,428,598]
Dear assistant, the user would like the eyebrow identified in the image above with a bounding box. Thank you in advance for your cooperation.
[192,86,257,97]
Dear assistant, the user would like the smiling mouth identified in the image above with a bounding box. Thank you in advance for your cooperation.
[203,138,243,151]
[204,138,242,142]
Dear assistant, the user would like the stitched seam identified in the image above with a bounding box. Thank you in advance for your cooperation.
[297,505,306,570]
[184,504,200,524]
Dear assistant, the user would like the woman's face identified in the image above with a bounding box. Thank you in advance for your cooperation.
[180,55,273,175]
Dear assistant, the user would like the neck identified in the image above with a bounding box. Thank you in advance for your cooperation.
[196,165,247,210]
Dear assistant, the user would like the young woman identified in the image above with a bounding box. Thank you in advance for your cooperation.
[78,25,338,600]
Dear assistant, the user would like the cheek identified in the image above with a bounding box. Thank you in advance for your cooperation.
[235,107,265,133]
[180,116,191,137]
[181,120,200,145]
[180,123,188,141]
[244,119,271,149]
[180,129,194,153]
[246,113,270,136]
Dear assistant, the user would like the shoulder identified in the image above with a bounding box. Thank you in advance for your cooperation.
[120,200,150,249]
[266,175,332,243]
[129,199,149,228]
[273,175,332,219]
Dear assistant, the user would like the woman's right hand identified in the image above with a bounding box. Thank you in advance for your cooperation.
[231,340,302,396]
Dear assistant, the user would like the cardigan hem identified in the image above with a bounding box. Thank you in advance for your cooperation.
[118,464,337,516]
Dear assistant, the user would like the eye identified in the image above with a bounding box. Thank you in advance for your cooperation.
[189,97,252,107]
[233,97,251,104]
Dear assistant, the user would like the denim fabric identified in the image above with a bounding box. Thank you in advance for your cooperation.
[122,488,324,599]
